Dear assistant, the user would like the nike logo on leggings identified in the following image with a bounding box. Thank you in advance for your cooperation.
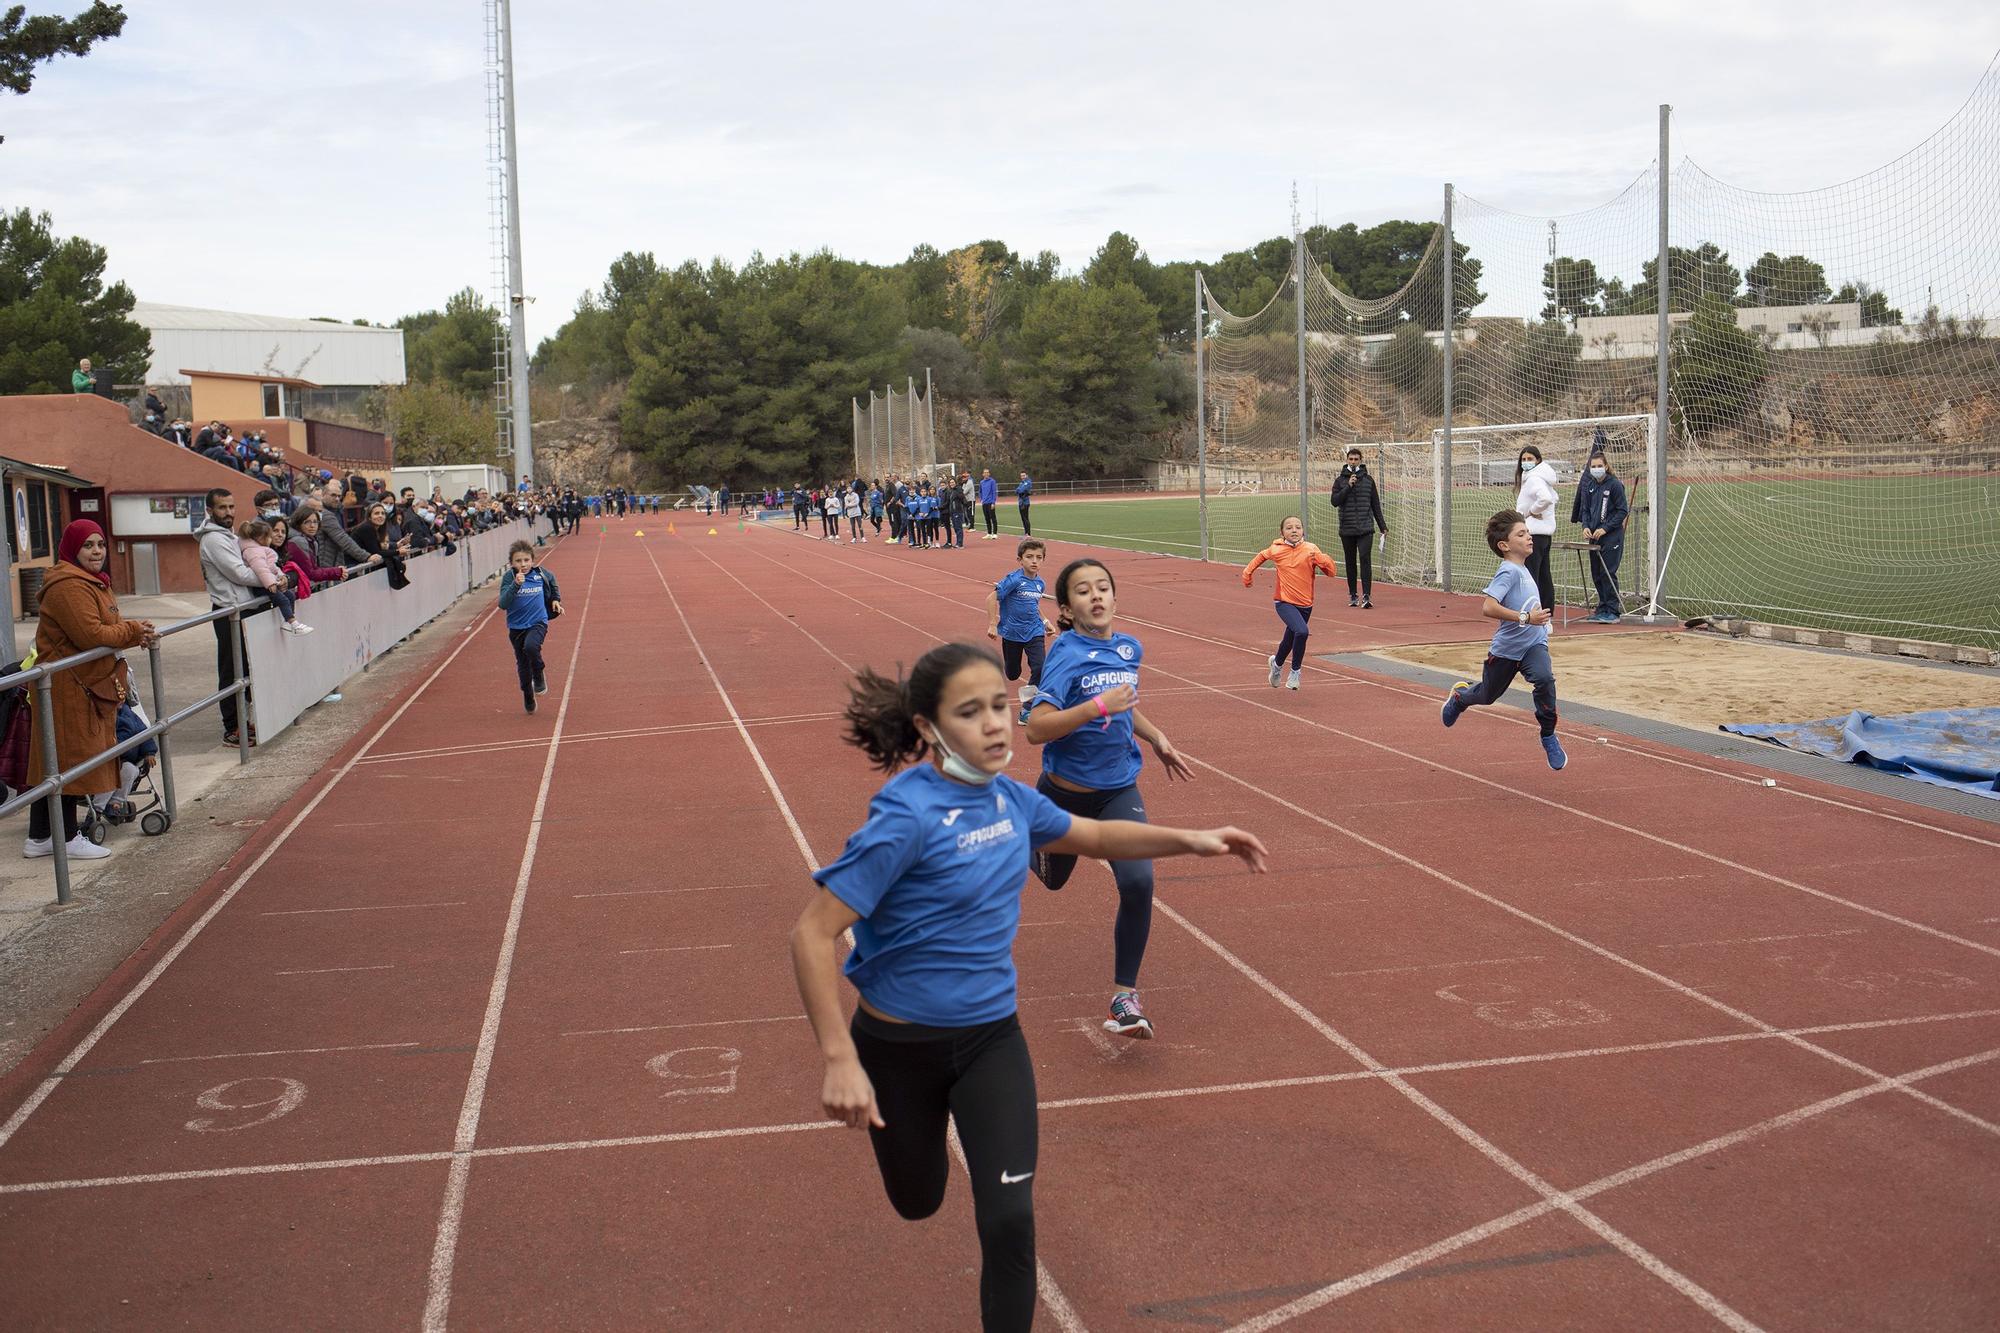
[1000,1170,1033,1185]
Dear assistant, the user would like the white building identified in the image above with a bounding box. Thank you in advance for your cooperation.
[132,302,407,390]
[1574,303,1868,359]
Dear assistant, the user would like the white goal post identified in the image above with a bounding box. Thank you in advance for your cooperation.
[1427,413,1660,614]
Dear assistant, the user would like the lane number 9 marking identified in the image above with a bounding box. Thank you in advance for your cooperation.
[185,1077,308,1133]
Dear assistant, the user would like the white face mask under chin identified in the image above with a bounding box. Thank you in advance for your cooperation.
[927,727,1008,785]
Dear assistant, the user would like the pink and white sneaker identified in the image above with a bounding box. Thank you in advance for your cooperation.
[1104,990,1153,1039]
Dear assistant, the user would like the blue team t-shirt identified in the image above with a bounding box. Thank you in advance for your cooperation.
[1485,561,1548,658]
[501,568,551,630]
[1033,629,1144,790]
[994,570,1046,642]
[814,767,1073,1026]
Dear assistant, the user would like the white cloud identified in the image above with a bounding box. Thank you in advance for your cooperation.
[3,0,1993,335]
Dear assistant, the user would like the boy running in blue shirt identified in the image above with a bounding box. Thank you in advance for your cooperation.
[496,539,562,714]
[985,539,1054,712]
[1441,509,1567,770]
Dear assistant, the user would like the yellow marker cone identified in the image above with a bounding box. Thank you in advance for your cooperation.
[668,522,677,534]
[634,529,644,536]
[707,528,717,536]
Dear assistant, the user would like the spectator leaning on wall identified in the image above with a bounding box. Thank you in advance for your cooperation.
[71,358,95,394]
[194,488,264,747]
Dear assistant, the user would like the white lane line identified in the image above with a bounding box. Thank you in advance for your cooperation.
[740,538,2000,961]
[137,1041,423,1066]
[1227,1044,2000,1331]
[572,883,764,900]
[1152,900,1759,1332]
[0,602,505,1152]
[274,965,397,976]
[1656,929,1867,951]
[260,902,466,917]
[421,540,603,1333]
[649,540,1087,1333]
[20,1008,2000,1197]
[1181,759,2000,1144]
[359,711,845,766]
[1326,954,1546,979]
[764,530,2000,850]
[561,1014,807,1038]
[617,945,735,955]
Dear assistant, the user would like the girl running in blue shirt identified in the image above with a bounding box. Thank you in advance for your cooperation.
[1022,558,1192,1040]
[792,643,1265,1332]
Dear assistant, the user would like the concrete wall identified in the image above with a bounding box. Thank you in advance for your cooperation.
[0,395,264,595]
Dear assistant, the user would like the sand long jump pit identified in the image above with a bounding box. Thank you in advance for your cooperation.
[1366,630,2000,731]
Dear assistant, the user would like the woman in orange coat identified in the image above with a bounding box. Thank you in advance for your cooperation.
[1241,515,1338,691]
[24,520,158,860]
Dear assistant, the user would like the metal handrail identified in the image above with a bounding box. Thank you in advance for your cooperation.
[5,596,265,905]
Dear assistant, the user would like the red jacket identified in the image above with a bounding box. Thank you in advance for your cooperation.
[284,538,345,594]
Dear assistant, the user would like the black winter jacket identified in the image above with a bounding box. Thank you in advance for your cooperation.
[1329,466,1387,538]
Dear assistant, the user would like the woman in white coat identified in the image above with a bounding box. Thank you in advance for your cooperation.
[1514,445,1560,612]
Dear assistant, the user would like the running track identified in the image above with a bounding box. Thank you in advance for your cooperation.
[1,521,1996,1329]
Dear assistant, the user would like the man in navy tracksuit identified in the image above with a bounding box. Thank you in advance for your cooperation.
[1015,472,1033,536]
[498,540,562,713]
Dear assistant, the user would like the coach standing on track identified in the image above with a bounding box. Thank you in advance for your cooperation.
[1015,471,1033,536]
[1328,447,1388,609]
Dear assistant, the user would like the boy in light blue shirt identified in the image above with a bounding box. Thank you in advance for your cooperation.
[1440,509,1567,770]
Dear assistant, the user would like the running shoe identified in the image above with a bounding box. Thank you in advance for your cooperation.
[1349,595,1359,608]
[1285,668,1301,691]
[1542,734,1568,770]
[1268,655,1282,688]
[533,674,548,695]
[1441,680,1470,727]
[1104,991,1153,1039]
[1361,598,1373,610]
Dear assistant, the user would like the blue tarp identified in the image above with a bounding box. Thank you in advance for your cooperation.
[1721,707,2000,799]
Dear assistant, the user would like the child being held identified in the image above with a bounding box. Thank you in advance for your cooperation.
[237,519,314,636]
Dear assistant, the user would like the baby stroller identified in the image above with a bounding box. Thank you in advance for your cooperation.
[81,669,172,843]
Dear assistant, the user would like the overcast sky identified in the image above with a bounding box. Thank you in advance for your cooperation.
[5,1,1996,334]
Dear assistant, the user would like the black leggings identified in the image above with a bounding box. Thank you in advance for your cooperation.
[28,795,83,844]
[852,1009,1037,1332]
[1030,778,1153,988]
[1017,503,1031,536]
[1274,601,1312,670]
[983,503,998,534]
[1526,534,1555,610]
[1000,635,1045,686]
[1339,532,1373,599]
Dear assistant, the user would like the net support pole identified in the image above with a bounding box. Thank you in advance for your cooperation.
[1647,105,1671,621]
[886,383,895,476]
[1294,229,1311,539]
[1439,183,1455,592]
[1195,272,1209,562]
[925,366,936,465]
[498,0,533,487]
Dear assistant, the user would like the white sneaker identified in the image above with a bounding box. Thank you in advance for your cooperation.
[22,836,51,859]
[1286,668,1302,691]
[1268,656,1283,688]
[1018,684,1039,709]
[321,692,343,703]
[282,620,314,636]
[66,835,110,860]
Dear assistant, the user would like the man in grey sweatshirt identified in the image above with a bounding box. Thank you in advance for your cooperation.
[195,488,262,743]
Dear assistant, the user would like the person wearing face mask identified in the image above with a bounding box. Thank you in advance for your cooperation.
[1242,515,1339,690]
[1513,445,1560,613]
[1329,447,1390,608]
[791,641,1266,1333]
[1570,450,1629,622]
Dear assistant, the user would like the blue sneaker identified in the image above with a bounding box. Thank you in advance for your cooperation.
[1441,681,1470,728]
[1542,735,1568,770]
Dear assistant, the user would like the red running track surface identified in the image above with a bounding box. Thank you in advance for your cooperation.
[1,520,1996,1330]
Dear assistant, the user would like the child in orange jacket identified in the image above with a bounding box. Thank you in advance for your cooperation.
[1242,516,1338,690]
